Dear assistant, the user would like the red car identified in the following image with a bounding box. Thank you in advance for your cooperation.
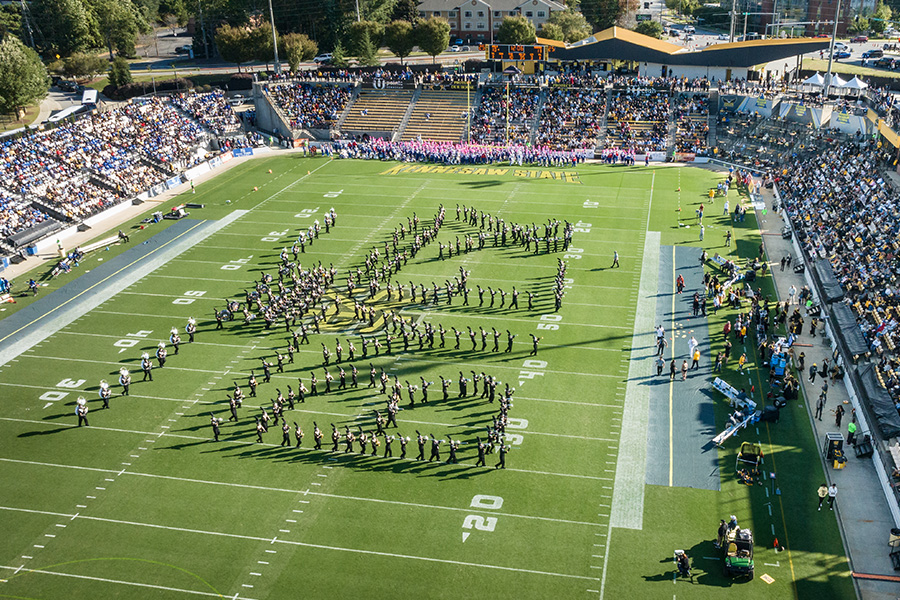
[851,35,869,42]
[816,33,830,38]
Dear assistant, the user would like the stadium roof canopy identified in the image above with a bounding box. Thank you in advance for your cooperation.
[537,27,831,68]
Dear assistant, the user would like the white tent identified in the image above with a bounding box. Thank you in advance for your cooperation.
[843,76,868,90]
[802,72,825,87]
[829,74,848,88]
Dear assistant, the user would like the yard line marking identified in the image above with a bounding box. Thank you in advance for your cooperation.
[279,529,291,533]
[285,519,296,523]
[249,572,262,576]
[20,556,32,560]
[54,524,66,528]
[0,507,601,582]
[0,457,606,524]
[32,545,43,549]
[257,561,269,565]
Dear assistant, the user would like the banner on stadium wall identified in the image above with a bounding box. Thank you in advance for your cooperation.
[675,152,696,162]
[293,138,307,148]
[836,110,851,124]
[184,162,210,181]
[165,175,183,189]
[737,96,775,117]
[879,120,900,148]
[219,151,233,164]
[635,151,666,162]
[867,108,880,125]
[366,80,415,90]
[721,95,738,110]
[450,81,475,90]
[233,147,254,158]
[208,156,223,169]
[829,112,866,134]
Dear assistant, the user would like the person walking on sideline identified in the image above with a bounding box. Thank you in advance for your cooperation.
[611,251,619,268]
[817,483,828,510]
[827,483,838,510]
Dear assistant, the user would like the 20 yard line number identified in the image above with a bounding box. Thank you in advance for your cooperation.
[462,495,503,542]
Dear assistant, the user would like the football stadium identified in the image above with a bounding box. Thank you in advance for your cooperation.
[1,34,900,600]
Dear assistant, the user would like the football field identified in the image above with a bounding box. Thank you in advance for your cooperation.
[0,156,854,599]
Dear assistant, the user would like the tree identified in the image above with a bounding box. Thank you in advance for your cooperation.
[498,15,536,44]
[356,30,379,65]
[0,5,22,39]
[108,55,132,86]
[63,52,107,79]
[31,0,94,57]
[416,16,449,63]
[540,22,565,40]
[848,16,870,35]
[330,39,349,67]
[159,0,188,29]
[633,20,663,38]
[546,9,592,41]
[581,0,626,31]
[348,20,384,55]
[248,21,276,66]
[872,1,892,35]
[362,0,397,23]
[384,19,414,63]
[391,0,418,24]
[90,0,150,59]
[0,33,49,118]
[282,32,317,72]
[214,24,252,71]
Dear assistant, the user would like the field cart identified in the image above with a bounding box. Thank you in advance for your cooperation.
[723,528,755,579]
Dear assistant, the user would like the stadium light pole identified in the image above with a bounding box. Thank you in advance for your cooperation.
[729,0,737,42]
[267,0,281,74]
[824,0,841,96]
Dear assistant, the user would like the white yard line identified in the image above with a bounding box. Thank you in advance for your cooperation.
[0,564,253,599]
[0,506,601,582]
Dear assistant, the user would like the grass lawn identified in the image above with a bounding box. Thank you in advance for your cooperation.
[0,104,41,133]
[0,157,852,598]
[804,58,900,79]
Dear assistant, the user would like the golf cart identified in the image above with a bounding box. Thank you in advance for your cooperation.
[736,442,763,474]
[723,528,755,579]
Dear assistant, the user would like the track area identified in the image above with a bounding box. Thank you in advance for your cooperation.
[0,157,854,600]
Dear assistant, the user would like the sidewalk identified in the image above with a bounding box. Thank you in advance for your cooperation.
[756,187,900,600]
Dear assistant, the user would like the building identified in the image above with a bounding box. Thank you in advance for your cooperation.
[417,0,566,44]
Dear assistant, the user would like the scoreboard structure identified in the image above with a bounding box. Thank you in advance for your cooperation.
[479,44,550,61]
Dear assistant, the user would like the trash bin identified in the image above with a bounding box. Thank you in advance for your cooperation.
[25,245,38,256]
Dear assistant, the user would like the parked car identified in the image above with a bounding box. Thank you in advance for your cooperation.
[453,38,464,45]
[174,45,192,54]
[718,33,729,40]
[862,48,884,58]
[815,33,830,38]
[850,35,869,43]
[313,53,333,64]
[833,42,849,50]
[58,79,78,92]
[684,25,695,33]
[832,50,851,59]
[875,56,896,68]
[448,45,460,52]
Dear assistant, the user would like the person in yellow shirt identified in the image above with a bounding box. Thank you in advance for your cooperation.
[691,348,701,370]
[738,353,748,374]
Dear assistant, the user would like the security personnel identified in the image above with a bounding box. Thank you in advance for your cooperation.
[155,342,167,368]
[210,414,221,441]
[99,380,111,409]
[118,368,131,396]
[76,397,89,427]
[141,353,153,381]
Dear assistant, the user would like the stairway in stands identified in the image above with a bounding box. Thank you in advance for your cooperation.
[708,88,719,148]
[341,89,415,135]
[400,89,472,142]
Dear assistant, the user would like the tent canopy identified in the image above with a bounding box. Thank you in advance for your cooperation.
[803,72,825,86]
[829,73,848,88]
[844,76,868,90]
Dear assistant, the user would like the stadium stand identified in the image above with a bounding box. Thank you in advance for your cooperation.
[470,86,541,146]
[171,91,241,135]
[673,92,709,153]
[401,89,471,142]
[605,88,670,153]
[341,89,415,133]
[535,87,606,150]
[263,83,353,131]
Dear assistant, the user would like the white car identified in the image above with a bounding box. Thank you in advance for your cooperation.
[448,45,460,52]
[313,53,333,64]
[718,33,729,40]
[833,42,849,51]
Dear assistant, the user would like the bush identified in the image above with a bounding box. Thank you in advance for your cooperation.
[102,77,194,101]
[228,73,254,90]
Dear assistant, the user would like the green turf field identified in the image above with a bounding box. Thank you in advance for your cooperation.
[0,156,854,599]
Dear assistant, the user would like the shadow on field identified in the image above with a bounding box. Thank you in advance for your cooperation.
[642,540,735,588]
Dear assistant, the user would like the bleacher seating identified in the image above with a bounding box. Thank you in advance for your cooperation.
[674,92,709,153]
[341,89,414,133]
[535,88,606,150]
[605,89,670,153]
[401,90,471,142]
[471,86,541,146]
[264,83,352,131]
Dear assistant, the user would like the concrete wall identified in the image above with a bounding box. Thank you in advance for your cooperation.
[252,82,293,139]
[638,63,747,82]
